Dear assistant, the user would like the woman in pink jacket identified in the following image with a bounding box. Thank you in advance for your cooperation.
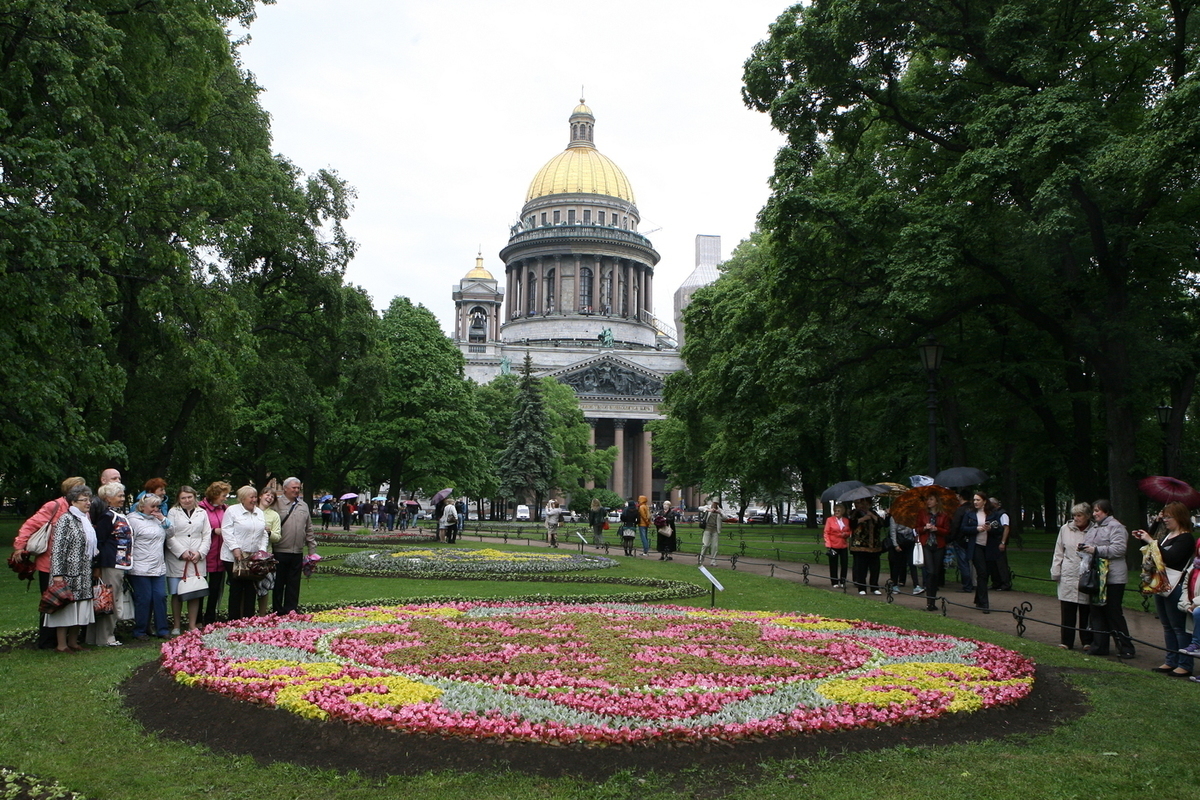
[198,481,231,626]
[823,504,851,587]
[14,477,85,648]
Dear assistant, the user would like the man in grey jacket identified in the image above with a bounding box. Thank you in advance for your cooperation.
[271,477,317,615]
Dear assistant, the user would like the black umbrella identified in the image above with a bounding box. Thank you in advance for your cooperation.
[821,480,865,503]
[933,467,989,488]
[836,484,888,503]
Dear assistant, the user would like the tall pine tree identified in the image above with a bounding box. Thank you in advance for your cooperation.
[497,354,555,519]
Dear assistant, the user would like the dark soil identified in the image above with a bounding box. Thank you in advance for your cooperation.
[122,661,1088,795]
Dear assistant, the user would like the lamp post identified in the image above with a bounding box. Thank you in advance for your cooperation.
[1156,404,1172,475]
[918,337,945,477]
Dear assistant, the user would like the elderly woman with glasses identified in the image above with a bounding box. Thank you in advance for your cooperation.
[127,492,174,640]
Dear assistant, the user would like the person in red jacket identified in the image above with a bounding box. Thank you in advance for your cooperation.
[823,504,851,587]
[14,476,84,648]
[916,494,955,611]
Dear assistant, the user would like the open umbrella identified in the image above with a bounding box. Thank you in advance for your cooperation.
[403,499,420,507]
[339,492,358,501]
[872,482,909,496]
[821,480,865,503]
[889,485,962,528]
[836,484,890,503]
[932,467,989,488]
[430,487,454,507]
[1138,476,1200,508]
[317,494,333,503]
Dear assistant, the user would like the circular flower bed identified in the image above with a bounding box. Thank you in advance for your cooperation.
[163,602,1035,746]
[315,530,438,546]
[340,547,618,575]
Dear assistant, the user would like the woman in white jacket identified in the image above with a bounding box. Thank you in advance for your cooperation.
[221,486,268,620]
[166,486,211,634]
[544,499,564,548]
[1050,503,1093,650]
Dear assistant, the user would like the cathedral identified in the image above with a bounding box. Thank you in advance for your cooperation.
[451,101,717,506]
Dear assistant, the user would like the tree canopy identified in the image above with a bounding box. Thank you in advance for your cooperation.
[660,0,1200,526]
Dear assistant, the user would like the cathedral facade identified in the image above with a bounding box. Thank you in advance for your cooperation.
[451,101,700,505]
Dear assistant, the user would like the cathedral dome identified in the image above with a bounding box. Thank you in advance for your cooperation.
[464,255,493,280]
[525,101,636,204]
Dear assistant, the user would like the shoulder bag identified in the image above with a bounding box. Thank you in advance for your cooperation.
[177,560,209,601]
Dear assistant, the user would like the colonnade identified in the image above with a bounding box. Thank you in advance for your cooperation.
[506,255,653,322]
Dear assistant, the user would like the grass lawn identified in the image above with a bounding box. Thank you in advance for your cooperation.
[1,517,1195,799]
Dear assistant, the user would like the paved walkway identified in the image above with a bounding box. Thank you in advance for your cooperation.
[457,527,1180,675]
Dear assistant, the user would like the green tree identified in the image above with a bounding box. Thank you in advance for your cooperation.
[740,0,1200,520]
[497,355,555,517]
[362,297,488,499]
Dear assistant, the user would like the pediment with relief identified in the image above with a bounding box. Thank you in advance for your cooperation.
[548,356,665,398]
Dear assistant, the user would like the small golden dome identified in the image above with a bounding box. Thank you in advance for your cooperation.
[526,147,635,203]
[572,102,593,117]
[465,255,493,280]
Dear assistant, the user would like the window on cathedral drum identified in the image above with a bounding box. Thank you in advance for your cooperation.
[598,211,606,225]
[553,210,561,224]
[579,267,593,312]
[583,209,591,224]
[568,209,575,224]
[545,269,556,313]
[527,272,537,314]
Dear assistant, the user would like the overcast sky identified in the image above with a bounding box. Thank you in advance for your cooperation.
[235,0,790,334]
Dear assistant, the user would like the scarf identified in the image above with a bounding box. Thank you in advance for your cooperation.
[70,504,98,560]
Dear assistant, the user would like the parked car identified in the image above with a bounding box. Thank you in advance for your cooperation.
[515,504,530,521]
[788,513,808,524]
[606,511,622,523]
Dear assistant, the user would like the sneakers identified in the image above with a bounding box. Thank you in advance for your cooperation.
[858,590,867,595]
[1179,643,1200,655]
[912,586,924,595]
[872,590,882,595]
[170,628,181,637]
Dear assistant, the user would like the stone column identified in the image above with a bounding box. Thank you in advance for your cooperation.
[612,419,626,499]
[641,425,654,501]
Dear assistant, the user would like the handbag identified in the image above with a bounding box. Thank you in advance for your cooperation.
[38,582,75,615]
[602,521,610,530]
[177,561,209,601]
[93,582,114,615]
[25,521,52,555]
[912,542,926,567]
[1078,553,1101,595]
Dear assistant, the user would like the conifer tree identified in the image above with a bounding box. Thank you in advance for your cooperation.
[497,354,555,518]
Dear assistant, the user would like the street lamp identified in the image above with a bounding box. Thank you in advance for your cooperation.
[1157,404,1172,475]
[918,337,945,476]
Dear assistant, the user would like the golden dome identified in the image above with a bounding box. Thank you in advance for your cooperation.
[465,255,493,280]
[525,102,636,204]
[526,148,635,203]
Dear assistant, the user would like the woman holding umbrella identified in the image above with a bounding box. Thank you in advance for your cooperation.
[823,504,851,587]
[916,493,954,611]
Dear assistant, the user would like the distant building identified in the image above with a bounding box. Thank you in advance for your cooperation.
[452,101,689,504]
[674,234,723,349]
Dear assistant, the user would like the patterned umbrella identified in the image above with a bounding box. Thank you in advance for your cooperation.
[1138,476,1200,509]
[889,485,962,529]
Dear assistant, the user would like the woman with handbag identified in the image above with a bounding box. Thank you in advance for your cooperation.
[14,476,84,649]
[128,493,173,640]
[85,482,132,647]
[654,501,678,561]
[588,498,608,547]
[1082,499,1135,659]
[166,486,211,635]
[1132,501,1194,677]
[45,484,97,653]
[1051,503,1094,651]
[221,486,268,621]
[256,488,282,615]
[199,481,231,625]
